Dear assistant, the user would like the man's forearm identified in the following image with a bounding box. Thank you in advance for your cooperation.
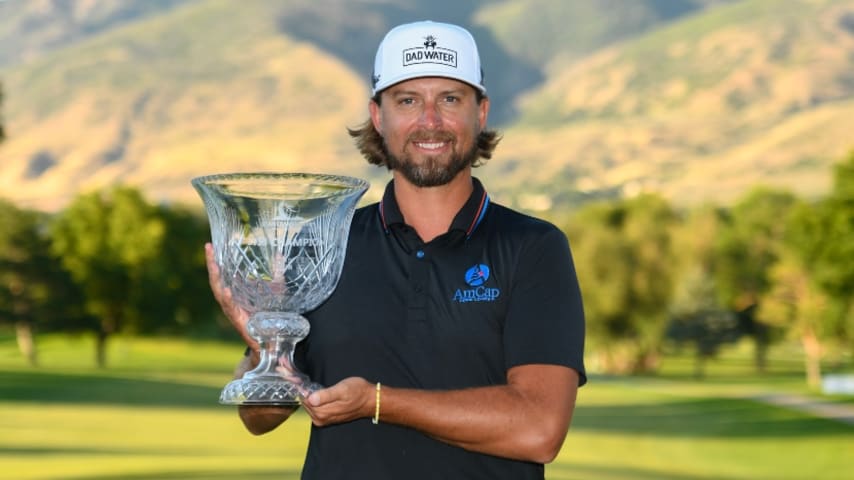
[379,365,578,463]
[304,364,579,463]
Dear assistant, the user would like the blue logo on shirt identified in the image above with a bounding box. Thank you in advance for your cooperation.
[465,264,490,286]
[454,264,500,303]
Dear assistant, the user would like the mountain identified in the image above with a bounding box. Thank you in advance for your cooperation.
[490,0,854,207]
[0,0,193,66]
[0,0,852,212]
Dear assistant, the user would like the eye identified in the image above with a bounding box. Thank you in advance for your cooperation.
[397,97,416,106]
[443,95,460,103]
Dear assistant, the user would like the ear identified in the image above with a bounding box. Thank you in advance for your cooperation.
[477,96,490,130]
[369,99,382,135]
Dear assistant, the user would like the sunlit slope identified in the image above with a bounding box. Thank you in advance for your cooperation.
[0,0,194,68]
[474,0,709,65]
[488,0,854,206]
[0,0,372,210]
[1,0,852,212]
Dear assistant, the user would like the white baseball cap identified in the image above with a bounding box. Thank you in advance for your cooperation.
[371,20,486,96]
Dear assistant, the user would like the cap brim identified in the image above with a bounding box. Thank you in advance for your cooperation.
[373,72,486,95]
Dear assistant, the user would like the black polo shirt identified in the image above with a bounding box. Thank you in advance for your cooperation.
[298,177,586,480]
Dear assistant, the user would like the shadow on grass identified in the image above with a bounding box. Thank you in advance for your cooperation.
[572,396,853,438]
[0,444,244,457]
[548,460,740,480]
[63,470,300,480]
[0,369,222,408]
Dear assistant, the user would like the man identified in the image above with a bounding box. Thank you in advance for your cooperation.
[206,20,586,479]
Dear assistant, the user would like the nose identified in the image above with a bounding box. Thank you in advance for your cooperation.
[418,102,442,129]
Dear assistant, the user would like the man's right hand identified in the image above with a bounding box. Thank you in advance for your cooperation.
[205,243,257,350]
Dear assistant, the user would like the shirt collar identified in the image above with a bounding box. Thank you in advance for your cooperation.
[378,177,490,238]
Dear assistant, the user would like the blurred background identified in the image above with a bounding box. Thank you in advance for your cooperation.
[1,0,852,479]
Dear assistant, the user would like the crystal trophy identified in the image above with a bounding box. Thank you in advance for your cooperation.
[192,173,368,405]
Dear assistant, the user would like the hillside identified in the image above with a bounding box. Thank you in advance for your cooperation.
[489,0,854,207]
[1,0,853,212]
[0,0,194,68]
[0,0,374,209]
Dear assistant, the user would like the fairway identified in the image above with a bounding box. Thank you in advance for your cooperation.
[1,335,852,479]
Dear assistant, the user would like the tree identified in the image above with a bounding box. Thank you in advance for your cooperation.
[714,187,798,371]
[0,199,83,365]
[765,152,854,386]
[760,248,830,388]
[666,266,740,379]
[795,152,854,314]
[136,203,223,336]
[818,152,854,359]
[50,186,167,367]
[0,199,49,364]
[716,187,798,308]
[567,194,679,373]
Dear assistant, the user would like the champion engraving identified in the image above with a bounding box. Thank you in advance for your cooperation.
[402,34,458,69]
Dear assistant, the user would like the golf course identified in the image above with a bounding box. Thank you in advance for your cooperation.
[1,334,851,479]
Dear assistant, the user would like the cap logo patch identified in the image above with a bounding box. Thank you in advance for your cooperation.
[403,34,458,69]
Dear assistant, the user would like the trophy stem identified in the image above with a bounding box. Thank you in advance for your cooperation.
[219,312,322,405]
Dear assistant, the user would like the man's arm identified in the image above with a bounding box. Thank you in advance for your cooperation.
[301,364,580,463]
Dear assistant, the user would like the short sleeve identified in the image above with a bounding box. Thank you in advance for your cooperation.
[503,226,586,386]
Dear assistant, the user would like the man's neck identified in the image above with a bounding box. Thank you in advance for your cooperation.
[392,171,474,243]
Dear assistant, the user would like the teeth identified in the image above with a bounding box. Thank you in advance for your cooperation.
[416,142,444,149]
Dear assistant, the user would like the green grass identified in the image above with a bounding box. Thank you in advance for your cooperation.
[554,378,852,480]
[1,334,309,479]
[1,334,851,479]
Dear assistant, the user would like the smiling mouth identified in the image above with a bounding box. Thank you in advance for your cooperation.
[414,141,448,150]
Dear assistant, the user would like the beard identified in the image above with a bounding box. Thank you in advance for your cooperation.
[384,131,479,188]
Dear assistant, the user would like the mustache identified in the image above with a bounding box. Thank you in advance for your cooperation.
[408,131,455,143]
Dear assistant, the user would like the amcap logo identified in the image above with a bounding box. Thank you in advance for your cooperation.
[454,264,500,303]
[465,264,490,286]
[402,34,458,69]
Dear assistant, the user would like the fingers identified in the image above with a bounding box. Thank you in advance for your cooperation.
[204,243,256,348]
[302,377,373,427]
[205,243,225,303]
[204,243,236,317]
[307,377,358,404]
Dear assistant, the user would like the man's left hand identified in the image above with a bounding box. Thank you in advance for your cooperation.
[301,377,374,426]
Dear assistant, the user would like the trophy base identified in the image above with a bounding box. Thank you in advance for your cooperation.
[219,376,322,406]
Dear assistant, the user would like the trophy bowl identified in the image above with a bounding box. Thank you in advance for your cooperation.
[192,172,368,405]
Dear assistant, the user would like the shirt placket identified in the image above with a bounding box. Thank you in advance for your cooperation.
[407,244,430,344]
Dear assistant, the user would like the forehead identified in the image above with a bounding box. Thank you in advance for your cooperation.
[382,76,477,96]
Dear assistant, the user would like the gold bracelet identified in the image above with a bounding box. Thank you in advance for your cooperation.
[372,382,381,425]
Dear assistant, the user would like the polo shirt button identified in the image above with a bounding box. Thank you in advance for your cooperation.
[414,284,423,293]
[416,250,425,259]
